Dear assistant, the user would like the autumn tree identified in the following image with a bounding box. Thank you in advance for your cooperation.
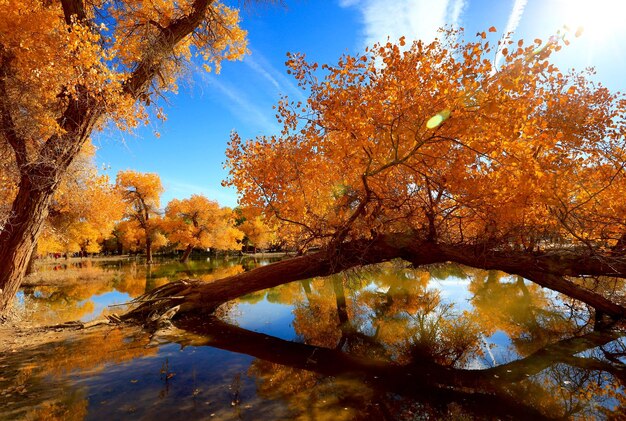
[227,30,626,252]
[125,29,626,324]
[238,212,276,252]
[116,171,165,263]
[38,147,124,256]
[0,0,247,315]
[164,194,243,262]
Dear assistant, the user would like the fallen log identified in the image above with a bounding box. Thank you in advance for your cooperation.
[122,234,626,322]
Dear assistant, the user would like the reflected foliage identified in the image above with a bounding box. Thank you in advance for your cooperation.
[18,256,278,324]
[6,261,626,419]
[230,262,626,419]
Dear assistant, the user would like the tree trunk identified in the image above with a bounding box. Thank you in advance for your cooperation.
[180,245,193,263]
[25,242,38,276]
[145,236,153,263]
[124,234,626,322]
[0,174,56,315]
[333,277,349,327]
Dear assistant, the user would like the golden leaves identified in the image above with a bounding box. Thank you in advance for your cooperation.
[226,28,626,251]
[0,0,247,152]
[164,195,243,251]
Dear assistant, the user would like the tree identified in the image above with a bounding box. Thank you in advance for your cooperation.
[126,29,626,324]
[164,194,243,262]
[37,147,124,257]
[116,170,165,262]
[238,214,276,252]
[226,30,626,252]
[0,0,247,315]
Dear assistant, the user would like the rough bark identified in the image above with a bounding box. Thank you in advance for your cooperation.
[25,242,38,276]
[123,233,626,322]
[0,0,216,315]
[0,174,57,313]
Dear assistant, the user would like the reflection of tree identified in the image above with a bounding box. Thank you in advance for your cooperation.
[20,258,254,324]
[468,269,584,356]
[0,327,154,420]
[175,317,626,419]
[288,264,484,367]
[208,263,626,419]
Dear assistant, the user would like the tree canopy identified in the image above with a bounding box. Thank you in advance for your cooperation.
[0,0,248,314]
[226,29,626,254]
[164,194,243,261]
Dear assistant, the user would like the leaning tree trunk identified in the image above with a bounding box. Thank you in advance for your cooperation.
[0,172,57,315]
[25,242,38,276]
[180,245,193,263]
[124,234,626,323]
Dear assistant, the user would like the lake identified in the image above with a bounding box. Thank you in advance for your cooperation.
[1,256,625,419]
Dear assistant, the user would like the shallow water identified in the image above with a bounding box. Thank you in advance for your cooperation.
[1,257,626,419]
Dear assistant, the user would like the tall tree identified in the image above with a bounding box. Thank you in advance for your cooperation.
[116,170,165,263]
[164,195,243,262]
[123,29,626,323]
[0,0,247,314]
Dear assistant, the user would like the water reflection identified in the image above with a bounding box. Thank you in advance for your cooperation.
[2,260,625,419]
[18,256,277,324]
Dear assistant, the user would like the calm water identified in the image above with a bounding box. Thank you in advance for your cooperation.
[1,257,626,420]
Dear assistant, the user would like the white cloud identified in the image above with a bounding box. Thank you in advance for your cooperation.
[494,0,528,69]
[340,0,468,47]
[243,50,307,103]
[200,73,279,134]
[448,0,467,28]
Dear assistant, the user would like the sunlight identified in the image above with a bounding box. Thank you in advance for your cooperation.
[559,0,626,41]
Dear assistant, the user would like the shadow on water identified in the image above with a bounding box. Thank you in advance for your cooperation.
[2,259,626,419]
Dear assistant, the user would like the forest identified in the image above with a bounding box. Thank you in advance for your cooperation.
[1,0,626,419]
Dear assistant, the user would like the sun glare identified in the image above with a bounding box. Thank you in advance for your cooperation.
[560,0,626,41]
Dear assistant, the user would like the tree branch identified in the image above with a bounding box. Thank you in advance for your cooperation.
[123,0,214,98]
[0,47,28,171]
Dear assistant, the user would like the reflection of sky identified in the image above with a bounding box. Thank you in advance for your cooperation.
[429,277,473,311]
[78,291,133,322]
[234,299,296,340]
[429,277,521,367]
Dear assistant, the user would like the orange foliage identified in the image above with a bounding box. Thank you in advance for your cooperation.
[164,194,243,253]
[0,0,247,143]
[226,29,626,252]
[238,214,276,251]
[116,171,166,258]
[38,147,124,255]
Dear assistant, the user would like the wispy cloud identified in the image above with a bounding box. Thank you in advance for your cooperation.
[244,50,307,103]
[340,0,468,47]
[200,73,279,134]
[494,0,528,69]
[448,0,467,28]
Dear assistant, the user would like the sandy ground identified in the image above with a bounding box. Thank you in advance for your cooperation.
[0,314,74,355]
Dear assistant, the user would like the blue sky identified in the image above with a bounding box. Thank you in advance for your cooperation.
[95,0,626,208]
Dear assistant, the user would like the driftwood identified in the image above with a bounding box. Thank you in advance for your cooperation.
[122,234,626,323]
